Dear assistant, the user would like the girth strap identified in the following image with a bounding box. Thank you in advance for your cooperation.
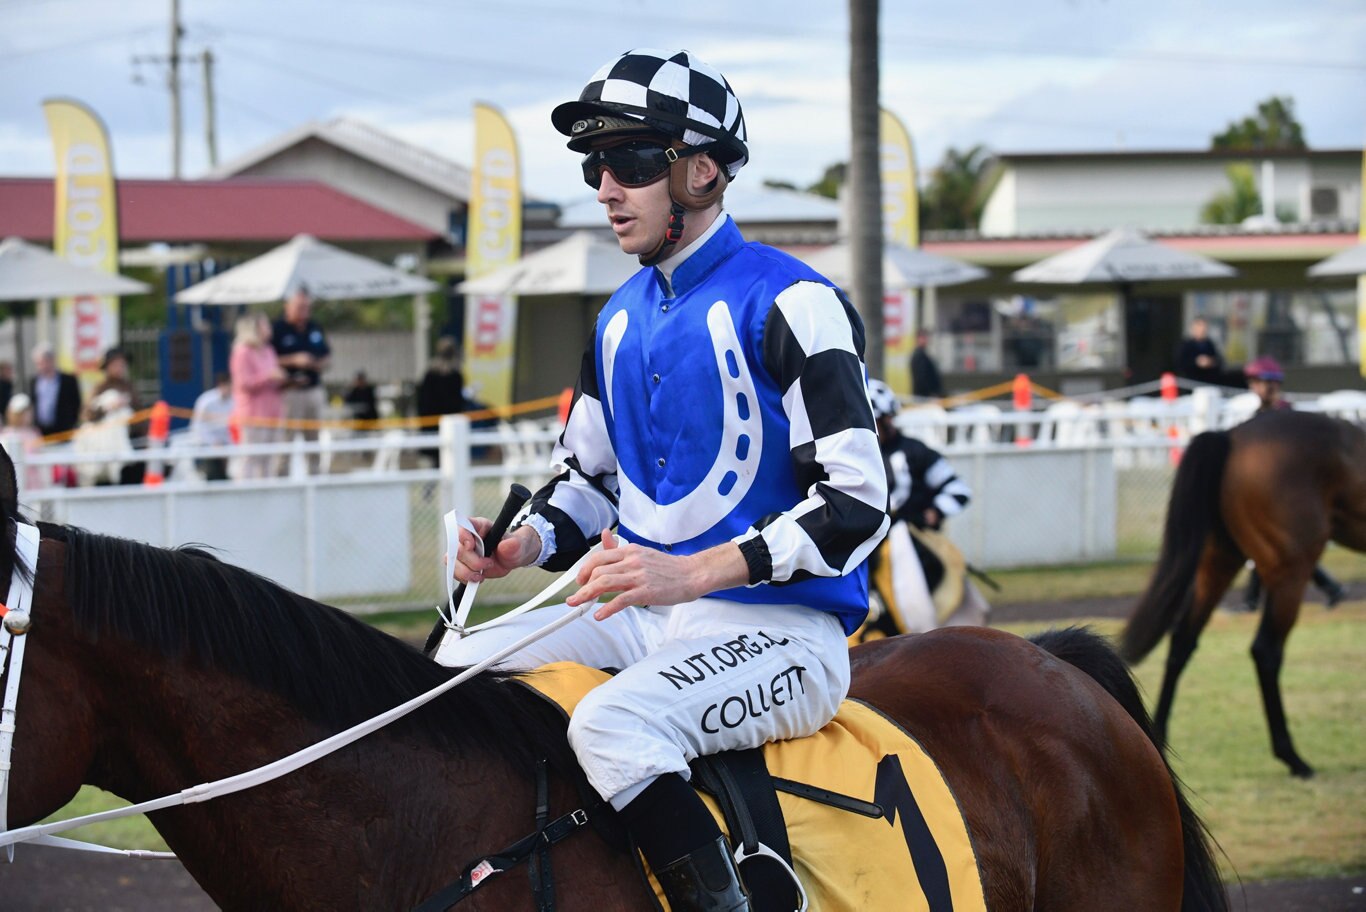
[412,760,588,912]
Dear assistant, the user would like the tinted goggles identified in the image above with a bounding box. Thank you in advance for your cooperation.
[581,141,680,190]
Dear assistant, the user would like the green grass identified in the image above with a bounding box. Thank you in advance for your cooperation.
[999,602,1366,883]
[36,578,1366,885]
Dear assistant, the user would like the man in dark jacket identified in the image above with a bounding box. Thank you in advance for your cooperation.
[29,343,81,438]
[909,328,945,399]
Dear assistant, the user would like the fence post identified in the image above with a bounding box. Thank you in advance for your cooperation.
[143,401,171,486]
[440,414,473,518]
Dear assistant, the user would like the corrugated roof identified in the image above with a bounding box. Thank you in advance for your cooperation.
[0,177,439,244]
[208,117,473,202]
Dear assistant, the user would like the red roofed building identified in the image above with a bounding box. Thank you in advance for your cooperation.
[0,177,439,255]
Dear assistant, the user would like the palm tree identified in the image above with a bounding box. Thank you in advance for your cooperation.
[848,0,884,376]
[921,144,994,231]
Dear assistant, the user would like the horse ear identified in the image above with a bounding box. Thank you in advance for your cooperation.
[0,442,18,520]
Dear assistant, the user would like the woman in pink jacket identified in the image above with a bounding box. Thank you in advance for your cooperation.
[230,313,287,478]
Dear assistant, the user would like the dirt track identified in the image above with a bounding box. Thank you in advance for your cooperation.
[4,592,1362,911]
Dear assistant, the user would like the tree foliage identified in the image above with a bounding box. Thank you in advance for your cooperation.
[1211,96,1307,151]
[805,162,847,199]
[920,144,995,232]
[1200,163,1262,224]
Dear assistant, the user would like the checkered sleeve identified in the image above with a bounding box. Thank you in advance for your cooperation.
[900,437,971,523]
[525,345,620,571]
[733,281,890,585]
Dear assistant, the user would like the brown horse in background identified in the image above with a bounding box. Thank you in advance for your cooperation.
[0,444,1228,910]
[1121,409,1366,778]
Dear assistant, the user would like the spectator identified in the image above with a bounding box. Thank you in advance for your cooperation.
[191,373,234,482]
[0,393,45,491]
[231,313,287,479]
[909,328,945,399]
[1175,316,1224,386]
[28,342,81,439]
[0,361,14,421]
[72,388,135,487]
[272,283,331,474]
[87,347,146,484]
[343,370,380,423]
[416,337,466,463]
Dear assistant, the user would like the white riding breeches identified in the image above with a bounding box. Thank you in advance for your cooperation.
[438,598,851,807]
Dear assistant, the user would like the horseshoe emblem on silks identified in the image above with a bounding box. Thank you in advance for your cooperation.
[602,301,763,544]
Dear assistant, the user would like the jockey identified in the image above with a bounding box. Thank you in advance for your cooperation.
[860,379,989,638]
[1244,355,1290,412]
[1238,355,1347,611]
[448,49,887,911]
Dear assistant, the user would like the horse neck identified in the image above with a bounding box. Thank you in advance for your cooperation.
[82,632,552,908]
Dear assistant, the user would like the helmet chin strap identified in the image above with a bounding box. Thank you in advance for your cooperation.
[638,152,727,267]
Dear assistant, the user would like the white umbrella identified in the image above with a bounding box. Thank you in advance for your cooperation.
[0,237,149,302]
[175,234,436,304]
[1307,243,1366,278]
[1013,227,1236,285]
[457,232,638,296]
[803,240,987,289]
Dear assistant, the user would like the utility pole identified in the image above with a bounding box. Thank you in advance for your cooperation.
[849,0,885,376]
[202,48,218,168]
[169,0,183,178]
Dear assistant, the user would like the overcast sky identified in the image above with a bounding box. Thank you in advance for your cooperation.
[2,0,1363,205]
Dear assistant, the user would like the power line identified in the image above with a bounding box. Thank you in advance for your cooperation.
[0,26,160,65]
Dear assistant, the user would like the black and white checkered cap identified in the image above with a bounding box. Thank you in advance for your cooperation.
[867,379,898,420]
[551,48,748,178]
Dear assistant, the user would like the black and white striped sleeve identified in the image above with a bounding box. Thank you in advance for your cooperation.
[903,437,971,521]
[524,344,620,571]
[733,281,890,585]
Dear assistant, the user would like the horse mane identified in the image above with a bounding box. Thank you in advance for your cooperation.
[42,522,575,775]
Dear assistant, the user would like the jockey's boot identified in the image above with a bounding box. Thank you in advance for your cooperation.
[620,773,752,911]
[654,835,752,912]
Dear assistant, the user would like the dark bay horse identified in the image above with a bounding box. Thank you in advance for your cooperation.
[1121,409,1366,778]
[0,458,1227,909]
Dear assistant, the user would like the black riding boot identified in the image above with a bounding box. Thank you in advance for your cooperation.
[654,835,752,912]
[620,774,752,912]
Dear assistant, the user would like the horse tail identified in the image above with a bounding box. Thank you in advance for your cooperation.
[1032,627,1230,912]
[1119,430,1232,664]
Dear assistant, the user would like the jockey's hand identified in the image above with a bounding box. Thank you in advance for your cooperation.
[923,507,943,529]
[567,531,750,621]
[452,519,540,585]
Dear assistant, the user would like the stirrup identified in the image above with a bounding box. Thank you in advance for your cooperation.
[734,840,809,911]
[655,835,752,912]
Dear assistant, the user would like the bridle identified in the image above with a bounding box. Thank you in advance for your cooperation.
[0,521,40,862]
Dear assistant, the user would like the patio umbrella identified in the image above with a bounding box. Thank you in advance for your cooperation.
[0,237,150,387]
[1012,227,1236,285]
[456,232,638,296]
[175,234,436,304]
[1307,243,1366,278]
[802,239,987,289]
[0,237,149,302]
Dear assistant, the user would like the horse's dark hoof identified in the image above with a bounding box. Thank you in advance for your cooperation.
[1288,761,1315,779]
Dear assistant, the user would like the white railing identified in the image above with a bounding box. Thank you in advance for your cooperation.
[5,387,1362,612]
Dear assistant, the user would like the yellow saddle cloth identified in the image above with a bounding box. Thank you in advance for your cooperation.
[519,662,987,912]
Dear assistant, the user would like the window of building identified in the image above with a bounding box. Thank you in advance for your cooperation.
[1187,288,1358,367]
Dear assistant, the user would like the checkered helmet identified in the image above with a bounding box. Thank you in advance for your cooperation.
[551,48,748,178]
[867,379,899,421]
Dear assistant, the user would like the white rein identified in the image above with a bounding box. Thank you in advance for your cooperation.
[0,517,601,860]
